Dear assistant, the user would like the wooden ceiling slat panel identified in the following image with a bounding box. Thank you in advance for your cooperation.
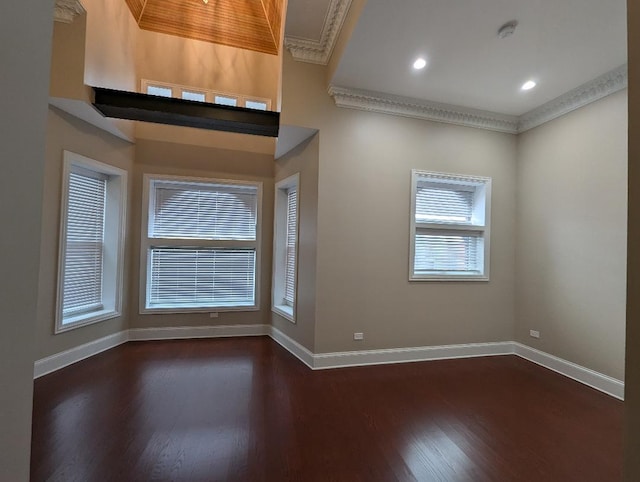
[261,0,283,46]
[124,0,146,22]
[124,0,283,55]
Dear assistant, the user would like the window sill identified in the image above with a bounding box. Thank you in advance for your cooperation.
[56,309,120,334]
[141,305,259,315]
[410,275,490,282]
[272,305,295,323]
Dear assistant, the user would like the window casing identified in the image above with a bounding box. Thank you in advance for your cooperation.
[409,170,491,281]
[56,151,127,332]
[272,174,299,322]
[141,175,262,313]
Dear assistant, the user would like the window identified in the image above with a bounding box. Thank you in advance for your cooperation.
[56,151,127,332]
[141,175,261,312]
[272,174,299,322]
[182,90,206,102]
[147,85,172,98]
[214,95,238,107]
[141,79,271,110]
[245,100,268,111]
[409,170,491,281]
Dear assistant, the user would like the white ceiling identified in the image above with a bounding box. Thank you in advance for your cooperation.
[284,0,332,42]
[319,0,627,116]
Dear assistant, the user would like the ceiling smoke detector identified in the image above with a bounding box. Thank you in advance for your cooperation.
[498,21,518,39]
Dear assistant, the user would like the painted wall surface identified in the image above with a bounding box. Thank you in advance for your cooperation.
[83,0,138,92]
[272,135,320,351]
[625,0,640,478]
[136,29,279,107]
[281,54,517,354]
[36,108,135,360]
[129,139,275,329]
[516,91,628,380]
[50,15,87,99]
[0,1,54,479]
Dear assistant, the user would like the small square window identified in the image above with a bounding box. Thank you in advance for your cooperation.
[182,90,206,102]
[245,100,268,111]
[410,170,491,281]
[214,95,238,107]
[147,85,173,98]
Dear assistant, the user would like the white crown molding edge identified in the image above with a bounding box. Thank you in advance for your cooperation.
[54,0,86,23]
[328,64,628,134]
[328,85,520,133]
[513,343,624,400]
[284,0,352,65]
[517,64,628,133]
[33,329,624,400]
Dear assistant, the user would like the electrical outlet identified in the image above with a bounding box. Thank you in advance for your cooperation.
[353,332,364,341]
[530,330,540,339]
[209,312,219,318]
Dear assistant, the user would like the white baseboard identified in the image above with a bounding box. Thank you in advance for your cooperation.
[129,324,270,341]
[312,341,515,370]
[513,343,624,400]
[33,329,625,400]
[34,331,128,378]
[268,327,315,368]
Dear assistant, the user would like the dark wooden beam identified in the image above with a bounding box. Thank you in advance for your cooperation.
[92,87,280,137]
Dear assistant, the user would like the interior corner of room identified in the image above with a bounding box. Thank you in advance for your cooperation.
[4,0,640,479]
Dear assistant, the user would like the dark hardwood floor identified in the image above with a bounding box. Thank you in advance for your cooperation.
[31,338,623,482]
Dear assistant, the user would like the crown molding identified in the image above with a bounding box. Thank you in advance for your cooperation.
[285,0,352,65]
[328,64,628,134]
[54,0,85,23]
[517,64,628,133]
[328,86,520,134]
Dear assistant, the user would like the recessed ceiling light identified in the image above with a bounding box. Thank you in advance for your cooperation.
[521,80,537,91]
[413,58,427,70]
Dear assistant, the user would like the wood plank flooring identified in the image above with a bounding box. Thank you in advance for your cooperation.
[31,338,623,481]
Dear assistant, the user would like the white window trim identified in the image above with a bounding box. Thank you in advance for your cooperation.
[141,79,272,111]
[272,173,300,323]
[55,151,127,333]
[409,169,491,282]
[139,173,263,314]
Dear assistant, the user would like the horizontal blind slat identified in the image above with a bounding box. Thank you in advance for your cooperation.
[63,172,106,316]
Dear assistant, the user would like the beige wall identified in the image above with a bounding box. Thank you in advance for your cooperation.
[50,15,87,99]
[516,91,628,380]
[281,54,517,353]
[136,30,280,106]
[129,139,275,329]
[83,0,138,92]
[36,108,135,359]
[272,135,320,351]
[0,1,53,480]
[625,0,640,478]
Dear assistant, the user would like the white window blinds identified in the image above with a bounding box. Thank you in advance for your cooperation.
[415,184,474,224]
[146,178,260,310]
[151,183,257,240]
[411,171,490,279]
[284,188,297,306]
[149,248,256,308]
[62,171,107,317]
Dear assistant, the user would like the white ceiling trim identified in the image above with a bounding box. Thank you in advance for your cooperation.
[518,64,627,132]
[328,86,520,133]
[54,0,85,23]
[285,0,352,65]
[329,64,628,134]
